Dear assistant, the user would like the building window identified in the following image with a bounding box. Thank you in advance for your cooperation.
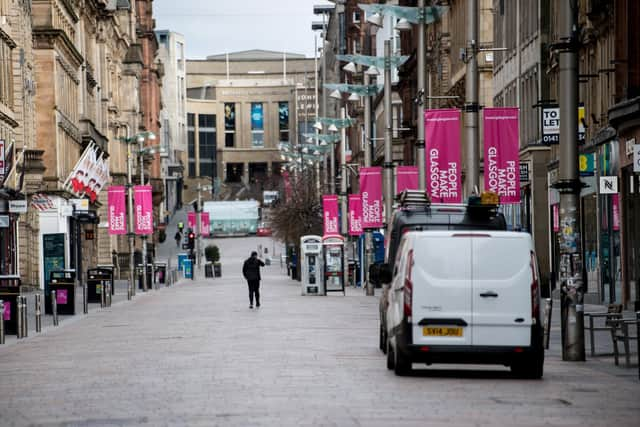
[224,102,236,147]
[353,11,361,23]
[198,114,217,178]
[187,113,195,177]
[0,39,14,108]
[278,102,289,143]
[251,102,264,147]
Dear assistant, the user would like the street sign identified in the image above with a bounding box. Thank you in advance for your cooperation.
[519,163,529,182]
[0,215,9,228]
[634,144,640,173]
[70,198,89,212]
[9,200,27,213]
[599,176,618,194]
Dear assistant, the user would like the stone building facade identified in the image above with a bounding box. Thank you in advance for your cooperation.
[185,50,316,196]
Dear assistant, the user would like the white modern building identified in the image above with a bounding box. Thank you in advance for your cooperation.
[156,30,187,217]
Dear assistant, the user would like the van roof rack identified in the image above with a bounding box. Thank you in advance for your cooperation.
[396,190,431,208]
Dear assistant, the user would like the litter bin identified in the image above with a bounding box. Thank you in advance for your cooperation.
[46,270,76,315]
[184,259,193,279]
[154,262,167,284]
[177,253,189,272]
[137,264,152,290]
[87,268,113,303]
[0,275,21,335]
[204,263,213,278]
[213,262,221,278]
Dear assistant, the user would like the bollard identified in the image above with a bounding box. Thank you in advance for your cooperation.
[83,282,88,314]
[51,290,59,326]
[100,281,106,308]
[35,294,42,333]
[543,298,553,350]
[16,296,23,339]
[106,283,112,307]
[0,300,5,344]
[21,296,28,338]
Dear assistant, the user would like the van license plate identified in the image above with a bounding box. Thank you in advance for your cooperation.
[423,327,463,337]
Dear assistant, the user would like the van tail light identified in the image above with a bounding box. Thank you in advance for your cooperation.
[404,249,414,317]
[530,251,540,323]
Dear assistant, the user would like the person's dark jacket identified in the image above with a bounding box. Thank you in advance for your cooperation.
[242,256,265,281]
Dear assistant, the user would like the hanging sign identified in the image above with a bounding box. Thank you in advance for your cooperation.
[133,185,153,235]
[63,143,110,202]
[322,195,340,236]
[483,107,521,204]
[107,186,127,235]
[634,144,640,173]
[359,167,383,228]
[599,176,618,194]
[9,200,28,213]
[396,166,418,195]
[425,109,462,203]
[348,194,363,236]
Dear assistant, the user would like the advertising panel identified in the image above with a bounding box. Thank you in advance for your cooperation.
[483,107,521,204]
[107,186,127,235]
[396,165,418,195]
[348,194,363,236]
[133,185,153,235]
[359,167,383,228]
[425,109,462,203]
[322,195,340,236]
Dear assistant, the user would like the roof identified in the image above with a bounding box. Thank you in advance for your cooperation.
[205,50,306,61]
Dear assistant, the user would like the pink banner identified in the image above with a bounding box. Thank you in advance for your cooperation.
[483,107,521,204]
[612,194,620,231]
[187,212,196,231]
[348,194,363,236]
[553,205,559,232]
[425,109,462,203]
[200,212,210,236]
[359,167,383,228]
[107,186,127,235]
[396,166,419,194]
[133,185,153,235]
[323,195,340,236]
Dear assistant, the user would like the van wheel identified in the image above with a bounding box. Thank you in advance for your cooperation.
[394,348,412,376]
[379,324,387,354]
[511,352,544,379]
[386,341,395,370]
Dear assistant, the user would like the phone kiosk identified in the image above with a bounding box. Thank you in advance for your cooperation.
[300,235,324,295]
[323,235,345,295]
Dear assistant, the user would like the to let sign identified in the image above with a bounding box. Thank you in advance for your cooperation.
[542,107,560,144]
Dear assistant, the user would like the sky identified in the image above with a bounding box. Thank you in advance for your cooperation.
[153,0,334,59]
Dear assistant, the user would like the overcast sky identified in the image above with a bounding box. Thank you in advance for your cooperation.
[153,0,333,59]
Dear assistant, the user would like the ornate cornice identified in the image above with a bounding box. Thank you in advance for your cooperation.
[33,29,84,69]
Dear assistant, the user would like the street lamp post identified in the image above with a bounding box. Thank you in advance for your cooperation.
[464,0,480,196]
[383,40,393,225]
[126,139,135,299]
[363,72,374,296]
[138,137,149,293]
[416,0,426,191]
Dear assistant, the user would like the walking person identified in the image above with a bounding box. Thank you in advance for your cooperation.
[174,230,182,248]
[242,251,265,309]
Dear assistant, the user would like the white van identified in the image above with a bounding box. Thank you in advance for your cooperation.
[384,231,544,378]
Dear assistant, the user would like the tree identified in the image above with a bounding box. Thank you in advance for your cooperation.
[270,171,322,245]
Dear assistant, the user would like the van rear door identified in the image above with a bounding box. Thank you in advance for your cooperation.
[471,232,533,347]
[411,232,472,346]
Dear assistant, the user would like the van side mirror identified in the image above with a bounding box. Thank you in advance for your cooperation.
[378,263,392,284]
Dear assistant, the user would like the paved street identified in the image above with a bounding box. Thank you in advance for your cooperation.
[0,235,639,427]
